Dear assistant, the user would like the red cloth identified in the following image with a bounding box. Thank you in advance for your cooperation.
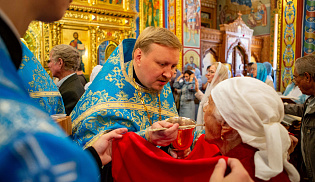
[112,132,223,182]
[225,143,291,182]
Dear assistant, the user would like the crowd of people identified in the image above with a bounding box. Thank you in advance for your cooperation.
[0,0,314,181]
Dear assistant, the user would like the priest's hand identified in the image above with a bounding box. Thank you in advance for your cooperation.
[92,128,128,165]
[147,120,179,146]
[209,158,253,182]
[169,147,191,159]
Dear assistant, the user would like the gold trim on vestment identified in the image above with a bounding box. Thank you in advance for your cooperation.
[29,91,61,98]
[81,101,178,148]
[72,101,177,128]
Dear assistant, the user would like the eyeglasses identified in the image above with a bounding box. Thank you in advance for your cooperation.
[292,73,305,81]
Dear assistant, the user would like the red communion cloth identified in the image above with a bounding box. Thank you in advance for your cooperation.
[112,132,224,182]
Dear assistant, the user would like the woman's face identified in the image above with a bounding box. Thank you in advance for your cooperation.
[206,65,217,83]
[203,96,222,143]
[250,64,257,78]
[184,73,190,82]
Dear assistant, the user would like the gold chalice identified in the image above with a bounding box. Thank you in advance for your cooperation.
[166,117,196,158]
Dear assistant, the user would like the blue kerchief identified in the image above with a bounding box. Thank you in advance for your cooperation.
[253,63,267,83]
[70,39,178,148]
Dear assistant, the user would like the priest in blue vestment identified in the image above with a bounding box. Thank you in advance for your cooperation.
[71,27,183,148]
[18,42,65,115]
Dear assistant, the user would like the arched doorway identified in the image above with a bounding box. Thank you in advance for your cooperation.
[226,41,249,77]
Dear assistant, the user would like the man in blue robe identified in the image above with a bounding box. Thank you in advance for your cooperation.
[0,0,127,181]
[71,27,182,148]
[18,42,66,115]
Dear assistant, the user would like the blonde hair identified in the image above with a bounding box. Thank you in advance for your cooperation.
[132,27,182,59]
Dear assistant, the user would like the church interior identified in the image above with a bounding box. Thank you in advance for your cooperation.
[2,0,315,181]
[22,0,310,92]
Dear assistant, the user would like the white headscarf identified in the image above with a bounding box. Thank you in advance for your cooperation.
[84,65,103,90]
[196,62,228,130]
[211,77,299,182]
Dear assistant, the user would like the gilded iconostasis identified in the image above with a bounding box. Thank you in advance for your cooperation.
[23,0,137,76]
[23,0,314,92]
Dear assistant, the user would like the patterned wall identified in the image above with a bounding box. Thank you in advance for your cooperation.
[302,0,315,56]
[280,0,297,92]
[217,0,271,36]
[182,0,201,72]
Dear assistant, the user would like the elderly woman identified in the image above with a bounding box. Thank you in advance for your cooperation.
[195,62,229,130]
[203,77,299,181]
[250,63,274,88]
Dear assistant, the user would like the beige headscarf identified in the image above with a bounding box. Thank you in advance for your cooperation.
[211,77,299,182]
[196,62,228,130]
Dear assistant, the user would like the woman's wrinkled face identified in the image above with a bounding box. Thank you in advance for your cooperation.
[206,65,217,83]
[203,96,222,143]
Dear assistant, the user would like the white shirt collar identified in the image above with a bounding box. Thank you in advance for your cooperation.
[56,73,76,88]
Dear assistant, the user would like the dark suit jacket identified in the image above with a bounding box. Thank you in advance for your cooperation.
[59,73,85,115]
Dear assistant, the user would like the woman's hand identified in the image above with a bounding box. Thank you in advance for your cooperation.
[177,74,183,81]
[189,73,195,82]
[202,81,208,91]
[194,76,199,92]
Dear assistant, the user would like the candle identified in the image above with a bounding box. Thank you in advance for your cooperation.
[273,14,279,70]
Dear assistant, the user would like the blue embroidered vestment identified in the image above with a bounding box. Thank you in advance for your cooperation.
[18,42,65,115]
[0,27,98,181]
[71,39,178,148]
